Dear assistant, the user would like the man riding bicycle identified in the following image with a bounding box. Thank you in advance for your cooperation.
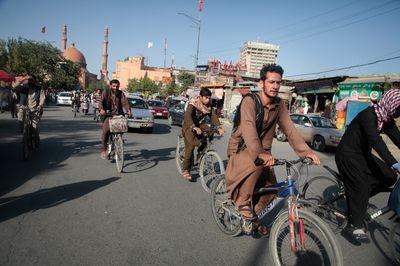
[181,88,224,181]
[71,90,81,112]
[99,79,132,160]
[225,64,320,235]
[336,88,400,243]
[13,75,45,147]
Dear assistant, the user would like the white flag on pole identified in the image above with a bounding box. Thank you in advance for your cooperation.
[147,42,153,48]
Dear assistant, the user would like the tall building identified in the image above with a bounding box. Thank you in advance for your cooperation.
[239,41,279,78]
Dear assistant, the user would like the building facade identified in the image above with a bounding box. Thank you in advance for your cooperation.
[111,56,172,89]
[239,41,279,78]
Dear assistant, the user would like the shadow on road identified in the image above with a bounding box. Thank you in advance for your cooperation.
[123,147,175,173]
[0,177,119,223]
[0,106,103,197]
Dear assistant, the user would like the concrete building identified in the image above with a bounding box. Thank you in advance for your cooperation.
[111,56,172,89]
[240,41,279,78]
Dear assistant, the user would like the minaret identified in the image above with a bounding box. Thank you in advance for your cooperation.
[62,24,67,51]
[101,26,109,81]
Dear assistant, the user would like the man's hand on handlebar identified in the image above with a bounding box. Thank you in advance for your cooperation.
[218,127,224,136]
[305,152,320,165]
[258,153,275,168]
[127,111,132,118]
[99,109,105,115]
[193,127,202,135]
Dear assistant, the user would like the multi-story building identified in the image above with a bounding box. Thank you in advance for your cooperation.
[239,41,279,78]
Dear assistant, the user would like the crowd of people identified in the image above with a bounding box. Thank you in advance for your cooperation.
[2,64,399,246]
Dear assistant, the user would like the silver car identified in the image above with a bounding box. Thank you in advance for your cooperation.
[276,113,343,151]
[126,96,154,133]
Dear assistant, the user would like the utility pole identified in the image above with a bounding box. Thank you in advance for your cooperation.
[164,38,167,68]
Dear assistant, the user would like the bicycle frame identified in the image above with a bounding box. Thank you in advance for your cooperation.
[255,159,303,224]
[320,166,399,225]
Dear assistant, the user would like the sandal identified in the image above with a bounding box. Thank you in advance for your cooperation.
[182,170,193,181]
[238,205,257,235]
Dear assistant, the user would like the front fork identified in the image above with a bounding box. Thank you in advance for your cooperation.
[288,196,305,253]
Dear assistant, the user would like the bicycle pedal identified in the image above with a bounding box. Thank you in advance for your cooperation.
[241,219,257,235]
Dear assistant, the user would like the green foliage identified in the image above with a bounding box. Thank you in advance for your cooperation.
[177,71,195,90]
[0,38,79,89]
[127,75,160,97]
[87,79,107,93]
[166,79,180,96]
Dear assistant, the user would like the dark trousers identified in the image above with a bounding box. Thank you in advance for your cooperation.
[183,137,196,172]
[335,154,396,228]
[101,117,110,152]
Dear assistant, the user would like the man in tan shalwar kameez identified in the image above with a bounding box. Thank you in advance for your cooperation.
[225,64,320,234]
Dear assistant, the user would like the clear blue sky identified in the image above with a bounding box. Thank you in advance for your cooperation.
[1,0,399,80]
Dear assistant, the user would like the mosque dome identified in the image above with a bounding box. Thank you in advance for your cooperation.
[63,43,86,67]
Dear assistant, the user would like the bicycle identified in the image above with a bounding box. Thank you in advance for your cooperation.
[301,165,400,263]
[72,101,78,118]
[176,125,224,192]
[210,158,343,266]
[20,106,35,161]
[105,113,127,173]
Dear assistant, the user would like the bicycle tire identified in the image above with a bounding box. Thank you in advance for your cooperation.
[175,135,184,175]
[199,150,225,193]
[114,134,124,173]
[269,209,343,266]
[301,175,347,233]
[390,216,400,265]
[22,122,31,161]
[74,104,77,118]
[210,175,242,236]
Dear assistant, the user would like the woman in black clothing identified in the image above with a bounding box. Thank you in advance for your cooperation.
[335,89,400,243]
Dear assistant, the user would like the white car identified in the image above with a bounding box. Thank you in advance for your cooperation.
[126,96,155,133]
[57,91,73,106]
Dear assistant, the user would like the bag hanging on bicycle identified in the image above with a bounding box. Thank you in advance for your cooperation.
[109,115,128,133]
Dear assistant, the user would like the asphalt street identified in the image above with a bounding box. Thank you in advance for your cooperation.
[0,104,398,265]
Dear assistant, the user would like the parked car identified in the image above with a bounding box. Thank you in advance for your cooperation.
[275,113,343,152]
[57,91,73,106]
[168,102,186,126]
[147,100,168,118]
[126,96,154,133]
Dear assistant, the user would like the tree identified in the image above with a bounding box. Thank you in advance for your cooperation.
[1,38,79,89]
[177,71,195,91]
[87,79,108,93]
[127,73,160,98]
[166,79,180,96]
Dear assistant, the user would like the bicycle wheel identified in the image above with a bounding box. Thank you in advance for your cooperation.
[390,216,400,265]
[210,175,242,236]
[269,209,343,266]
[114,134,124,173]
[301,176,347,233]
[22,122,31,161]
[199,150,225,193]
[175,135,184,175]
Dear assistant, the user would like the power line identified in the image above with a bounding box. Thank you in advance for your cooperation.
[286,55,400,78]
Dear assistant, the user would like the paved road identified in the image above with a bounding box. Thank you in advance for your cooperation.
[0,105,397,265]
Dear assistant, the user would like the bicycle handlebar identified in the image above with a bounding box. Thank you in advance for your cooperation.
[255,157,314,167]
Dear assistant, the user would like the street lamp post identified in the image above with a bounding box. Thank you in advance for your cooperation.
[178,12,202,85]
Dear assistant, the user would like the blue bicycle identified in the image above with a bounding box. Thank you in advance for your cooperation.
[210,158,343,265]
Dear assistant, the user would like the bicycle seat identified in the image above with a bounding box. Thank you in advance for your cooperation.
[323,165,342,182]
